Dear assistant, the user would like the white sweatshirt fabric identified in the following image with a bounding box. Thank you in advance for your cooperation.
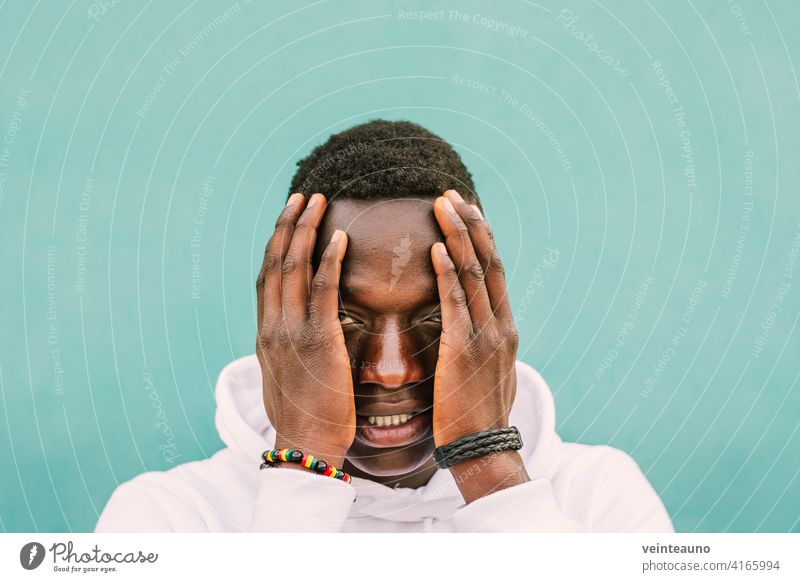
[96,355,674,532]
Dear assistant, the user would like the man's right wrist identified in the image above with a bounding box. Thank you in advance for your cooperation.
[272,436,347,468]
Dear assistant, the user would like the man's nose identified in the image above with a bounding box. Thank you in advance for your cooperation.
[359,327,425,388]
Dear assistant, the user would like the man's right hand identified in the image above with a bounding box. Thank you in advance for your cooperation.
[255,192,354,468]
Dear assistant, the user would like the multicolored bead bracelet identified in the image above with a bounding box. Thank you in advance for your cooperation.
[259,448,352,484]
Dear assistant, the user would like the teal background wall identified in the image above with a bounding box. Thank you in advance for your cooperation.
[1,0,798,532]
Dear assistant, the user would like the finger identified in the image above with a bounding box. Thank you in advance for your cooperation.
[257,193,306,327]
[281,192,328,317]
[431,242,472,335]
[433,195,493,327]
[443,189,512,322]
[308,229,347,325]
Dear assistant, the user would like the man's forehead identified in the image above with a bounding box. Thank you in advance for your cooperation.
[318,198,442,250]
[316,198,443,301]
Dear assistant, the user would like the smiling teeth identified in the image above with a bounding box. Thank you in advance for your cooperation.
[368,413,410,427]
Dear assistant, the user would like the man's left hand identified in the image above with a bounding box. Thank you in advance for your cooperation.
[430,189,529,504]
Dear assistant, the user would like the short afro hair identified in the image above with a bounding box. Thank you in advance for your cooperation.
[288,119,479,205]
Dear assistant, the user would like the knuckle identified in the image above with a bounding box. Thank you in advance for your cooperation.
[257,247,279,290]
[504,321,520,349]
[256,329,273,351]
[476,326,501,349]
[464,262,485,282]
[312,273,330,293]
[281,255,299,276]
[294,220,312,234]
[274,324,293,346]
[487,251,505,275]
[297,325,319,348]
[450,286,468,308]
[264,253,281,273]
[320,243,338,264]
[464,212,484,229]
[263,253,280,275]
[274,214,294,230]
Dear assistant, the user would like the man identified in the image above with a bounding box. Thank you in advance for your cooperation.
[96,120,672,532]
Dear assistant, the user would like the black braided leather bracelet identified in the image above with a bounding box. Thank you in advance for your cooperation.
[433,426,523,469]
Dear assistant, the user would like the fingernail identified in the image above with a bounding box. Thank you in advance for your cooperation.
[307,193,324,209]
[331,229,344,244]
[433,241,448,255]
[445,189,464,203]
[442,197,456,214]
[286,193,302,207]
[471,204,484,219]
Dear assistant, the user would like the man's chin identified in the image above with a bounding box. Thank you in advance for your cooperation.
[344,440,436,479]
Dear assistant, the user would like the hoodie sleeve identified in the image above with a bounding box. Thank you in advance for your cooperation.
[448,446,673,533]
[96,465,356,532]
[95,472,206,532]
[249,467,356,532]
[95,484,168,532]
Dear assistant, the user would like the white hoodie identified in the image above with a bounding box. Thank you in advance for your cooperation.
[96,356,673,532]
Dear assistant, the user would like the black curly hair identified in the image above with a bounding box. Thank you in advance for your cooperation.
[288,119,480,205]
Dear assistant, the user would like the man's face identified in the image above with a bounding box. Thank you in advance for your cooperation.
[315,198,443,477]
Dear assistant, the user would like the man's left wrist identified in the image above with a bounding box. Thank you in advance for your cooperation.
[449,449,529,504]
[434,415,511,449]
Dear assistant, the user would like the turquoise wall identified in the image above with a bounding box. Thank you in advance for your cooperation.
[1,0,798,532]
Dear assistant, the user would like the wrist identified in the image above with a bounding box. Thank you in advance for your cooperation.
[273,435,348,468]
[449,449,529,504]
[434,415,511,449]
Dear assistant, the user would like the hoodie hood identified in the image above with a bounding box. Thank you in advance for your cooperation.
[214,355,560,522]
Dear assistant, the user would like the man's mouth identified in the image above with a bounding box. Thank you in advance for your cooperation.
[355,407,433,448]
[365,412,422,427]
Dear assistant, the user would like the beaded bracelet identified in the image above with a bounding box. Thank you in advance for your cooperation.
[260,448,352,484]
